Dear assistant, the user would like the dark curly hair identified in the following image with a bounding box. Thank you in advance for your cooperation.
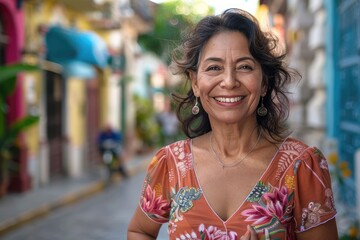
[170,8,299,140]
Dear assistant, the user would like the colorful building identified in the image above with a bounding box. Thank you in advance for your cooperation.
[325,0,360,235]
[262,0,360,237]
[0,0,31,194]
[0,0,156,196]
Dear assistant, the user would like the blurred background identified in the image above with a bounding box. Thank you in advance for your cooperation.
[0,0,359,239]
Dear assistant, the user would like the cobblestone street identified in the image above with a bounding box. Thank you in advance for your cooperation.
[2,171,168,240]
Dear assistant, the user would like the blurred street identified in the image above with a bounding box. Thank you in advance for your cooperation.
[0,161,168,240]
[1,0,360,239]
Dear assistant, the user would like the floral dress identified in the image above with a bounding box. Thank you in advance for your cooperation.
[139,138,337,240]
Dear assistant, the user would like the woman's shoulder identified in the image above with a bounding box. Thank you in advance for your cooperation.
[166,138,191,148]
[165,138,192,153]
[153,139,192,162]
[154,139,190,153]
[146,139,191,172]
[280,137,311,155]
[280,137,325,162]
[272,137,326,180]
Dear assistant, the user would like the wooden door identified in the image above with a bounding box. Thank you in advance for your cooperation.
[45,71,64,177]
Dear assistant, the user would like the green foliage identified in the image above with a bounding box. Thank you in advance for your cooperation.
[0,63,38,97]
[0,116,39,179]
[0,63,39,181]
[0,63,39,137]
[133,94,161,148]
[0,116,40,150]
[138,0,214,63]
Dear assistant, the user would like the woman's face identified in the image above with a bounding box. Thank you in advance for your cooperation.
[191,31,264,126]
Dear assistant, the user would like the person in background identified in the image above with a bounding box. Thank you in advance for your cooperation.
[97,123,128,178]
[128,8,337,240]
[158,105,180,145]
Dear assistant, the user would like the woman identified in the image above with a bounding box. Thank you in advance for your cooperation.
[128,9,337,240]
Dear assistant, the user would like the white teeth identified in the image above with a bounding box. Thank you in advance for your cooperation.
[215,96,244,103]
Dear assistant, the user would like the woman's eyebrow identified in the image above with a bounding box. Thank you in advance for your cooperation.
[203,56,255,63]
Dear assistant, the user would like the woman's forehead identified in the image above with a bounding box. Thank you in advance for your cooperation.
[199,31,252,60]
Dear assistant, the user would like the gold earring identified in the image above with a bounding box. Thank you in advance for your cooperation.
[192,97,200,115]
[257,96,268,116]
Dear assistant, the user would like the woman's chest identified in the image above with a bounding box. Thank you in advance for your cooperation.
[197,164,268,221]
[168,172,296,240]
[165,139,299,239]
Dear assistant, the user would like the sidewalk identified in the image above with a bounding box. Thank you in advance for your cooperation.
[0,151,154,237]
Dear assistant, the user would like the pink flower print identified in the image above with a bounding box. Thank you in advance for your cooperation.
[198,224,238,240]
[242,186,291,226]
[324,188,336,210]
[177,159,193,178]
[141,185,170,221]
[172,141,185,159]
[301,202,325,230]
[263,186,290,222]
[176,231,198,240]
[320,159,329,170]
[169,168,175,183]
[306,202,324,225]
[242,204,273,225]
[171,141,193,178]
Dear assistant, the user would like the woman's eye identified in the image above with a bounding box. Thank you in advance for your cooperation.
[206,65,221,71]
[237,65,253,71]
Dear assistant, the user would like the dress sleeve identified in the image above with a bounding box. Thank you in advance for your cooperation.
[293,147,337,232]
[139,147,172,224]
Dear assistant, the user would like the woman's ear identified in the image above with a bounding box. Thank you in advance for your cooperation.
[190,70,199,97]
[261,88,267,97]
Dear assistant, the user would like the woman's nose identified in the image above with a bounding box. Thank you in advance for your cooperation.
[220,69,240,89]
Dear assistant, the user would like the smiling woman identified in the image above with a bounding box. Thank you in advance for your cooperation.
[128,8,338,240]
[190,31,264,126]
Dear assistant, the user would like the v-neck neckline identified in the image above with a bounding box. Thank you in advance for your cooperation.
[190,137,289,223]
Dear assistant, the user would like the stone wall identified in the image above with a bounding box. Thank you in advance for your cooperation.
[287,0,326,148]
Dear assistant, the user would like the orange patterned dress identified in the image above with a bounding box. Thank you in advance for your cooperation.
[139,138,337,240]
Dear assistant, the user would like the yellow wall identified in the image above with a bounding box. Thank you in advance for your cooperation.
[99,68,111,128]
[23,0,111,155]
[67,78,85,146]
[22,71,42,155]
[25,0,96,30]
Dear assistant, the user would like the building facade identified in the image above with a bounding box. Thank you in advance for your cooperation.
[0,0,156,195]
[325,0,360,229]
[262,0,360,236]
[0,0,31,193]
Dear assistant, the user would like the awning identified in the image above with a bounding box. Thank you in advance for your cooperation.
[60,60,96,79]
[45,26,109,69]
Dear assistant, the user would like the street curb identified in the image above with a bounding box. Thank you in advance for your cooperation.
[0,181,106,236]
[0,156,152,237]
